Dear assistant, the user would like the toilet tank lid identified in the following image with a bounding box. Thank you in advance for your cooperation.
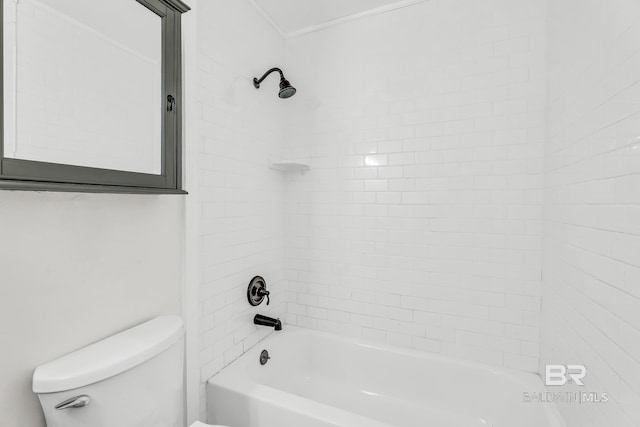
[33,316,183,393]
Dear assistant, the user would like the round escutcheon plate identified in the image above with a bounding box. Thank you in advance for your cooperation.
[247,276,267,306]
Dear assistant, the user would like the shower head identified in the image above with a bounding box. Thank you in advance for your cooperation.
[278,79,296,99]
[253,67,297,99]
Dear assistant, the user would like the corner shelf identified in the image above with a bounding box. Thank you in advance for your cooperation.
[269,160,310,173]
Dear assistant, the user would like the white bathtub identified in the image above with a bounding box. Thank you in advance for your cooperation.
[207,327,566,427]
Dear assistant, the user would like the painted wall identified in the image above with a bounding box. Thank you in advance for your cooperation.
[0,192,183,427]
[541,0,640,425]
[194,0,288,419]
[282,0,546,371]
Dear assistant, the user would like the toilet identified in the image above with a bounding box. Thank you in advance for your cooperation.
[32,316,229,427]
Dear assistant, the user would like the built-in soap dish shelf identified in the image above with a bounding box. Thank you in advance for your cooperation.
[269,159,310,174]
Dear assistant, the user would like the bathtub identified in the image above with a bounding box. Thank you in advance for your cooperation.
[207,327,566,427]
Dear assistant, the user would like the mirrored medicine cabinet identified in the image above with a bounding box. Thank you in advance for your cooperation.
[0,0,189,193]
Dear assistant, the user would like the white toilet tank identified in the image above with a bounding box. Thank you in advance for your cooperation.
[33,316,185,427]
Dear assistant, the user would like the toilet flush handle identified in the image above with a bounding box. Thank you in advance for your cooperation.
[55,395,90,410]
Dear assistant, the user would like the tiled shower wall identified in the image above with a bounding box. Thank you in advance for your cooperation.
[195,0,289,417]
[282,0,547,371]
[541,0,640,426]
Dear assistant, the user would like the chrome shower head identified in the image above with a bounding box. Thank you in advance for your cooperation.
[253,67,296,99]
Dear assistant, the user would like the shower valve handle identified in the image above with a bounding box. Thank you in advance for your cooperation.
[257,288,270,305]
[247,276,271,306]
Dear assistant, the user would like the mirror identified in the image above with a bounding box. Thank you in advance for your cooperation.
[0,0,190,193]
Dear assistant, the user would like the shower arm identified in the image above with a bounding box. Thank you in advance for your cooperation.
[253,68,285,89]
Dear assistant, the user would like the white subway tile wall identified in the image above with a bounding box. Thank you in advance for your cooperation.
[541,0,640,426]
[194,1,640,425]
[195,0,288,418]
[282,0,547,371]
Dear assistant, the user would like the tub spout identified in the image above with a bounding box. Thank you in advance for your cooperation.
[254,314,282,331]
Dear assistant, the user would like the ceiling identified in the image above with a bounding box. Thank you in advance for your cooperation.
[251,0,424,36]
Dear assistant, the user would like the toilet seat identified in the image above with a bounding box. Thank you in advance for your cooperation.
[190,422,230,427]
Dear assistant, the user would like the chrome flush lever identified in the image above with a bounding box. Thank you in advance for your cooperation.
[55,395,91,410]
